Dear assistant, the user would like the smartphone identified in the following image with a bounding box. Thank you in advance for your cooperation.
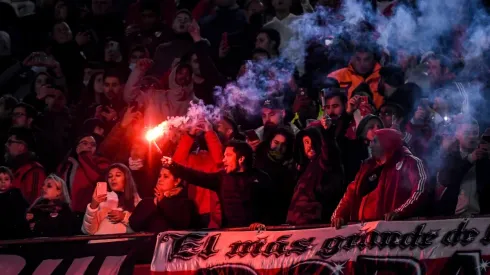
[245,129,260,142]
[96,182,107,196]
[324,38,333,46]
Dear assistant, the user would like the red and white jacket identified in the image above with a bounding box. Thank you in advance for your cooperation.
[332,129,428,222]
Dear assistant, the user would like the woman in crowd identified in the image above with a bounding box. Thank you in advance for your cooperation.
[26,174,75,237]
[57,134,110,217]
[129,167,197,232]
[82,163,141,236]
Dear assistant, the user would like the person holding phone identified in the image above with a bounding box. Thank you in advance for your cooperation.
[436,118,490,217]
[82,164,141,240]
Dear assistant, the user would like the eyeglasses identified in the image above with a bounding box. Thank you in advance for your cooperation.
[12,112,26,118]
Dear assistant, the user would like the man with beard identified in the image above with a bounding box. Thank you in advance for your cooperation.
[215,115,244,144]
[161,141,272,228]
[5,127,46,203]
[248,98,299,151]
[100,69,128,113]
[332,129,428,228]
[436,117,490,216]
[255,127,296,225]
[327,42,383,108]
[287,116,344,225]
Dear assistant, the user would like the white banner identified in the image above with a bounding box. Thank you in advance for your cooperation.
[151,218,490,274]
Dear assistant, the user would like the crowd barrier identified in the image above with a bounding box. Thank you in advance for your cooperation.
[2,217,490,274]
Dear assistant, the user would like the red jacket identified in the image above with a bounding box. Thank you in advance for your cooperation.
[172,131,223,228]
[57,152,110,213]
[332,129,428,222]
[12,161,46,204]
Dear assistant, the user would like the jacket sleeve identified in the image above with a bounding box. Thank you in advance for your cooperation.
[172,133,195,164]
[129,198,157,232]
[24,168,47,204]
[123,66,145,103]
[78,152,110,183]
[393,155,429,217]
[204,131,223,166]
[168,163,221,192]
[81,204,101,235]
[331,180,357,222]
[97,123,129,161]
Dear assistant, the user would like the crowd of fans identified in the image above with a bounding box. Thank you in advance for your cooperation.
[0,0,490,240]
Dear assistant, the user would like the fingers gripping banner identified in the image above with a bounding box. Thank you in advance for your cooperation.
[151,218,490,274]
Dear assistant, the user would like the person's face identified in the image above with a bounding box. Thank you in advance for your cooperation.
[175,67,192,86]
[222,147,242,174]
[427,58,443,85]
[45,89,66,111]
[261,108,284,127]
[190,54,201,76]
[255,33,271,51]
[369,136,384,159]
[269,134,287,160]
[379,106,395,128]
[42,178,62,200]
[247,1,264,19]
[105,41,122,62]
[352,52,375,75]
[324,96,345,120]
[216,120,233,140]
[103,76,122,99]
[53,22,73,44]
[364,120,382,141]
[76,136,96,155]
[12,107,30,128]
[5,135,27,158]
[141,10,158,30]
[0,173,12,193]
[456,123,479,150]
[93,73,104,94]
[108,168,125,192]
[35,74,49,95]
[156,168,181,193]
[172,13,191,34]
[272,0,292,11]
[129,50,146,65]
[92,0,111,15]
[54,1,68,20]
[303,136,316,159]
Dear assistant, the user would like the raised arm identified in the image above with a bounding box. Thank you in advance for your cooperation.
[163,158,221,192]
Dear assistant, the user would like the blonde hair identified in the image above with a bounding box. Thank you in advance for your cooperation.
[29,174,72,210]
